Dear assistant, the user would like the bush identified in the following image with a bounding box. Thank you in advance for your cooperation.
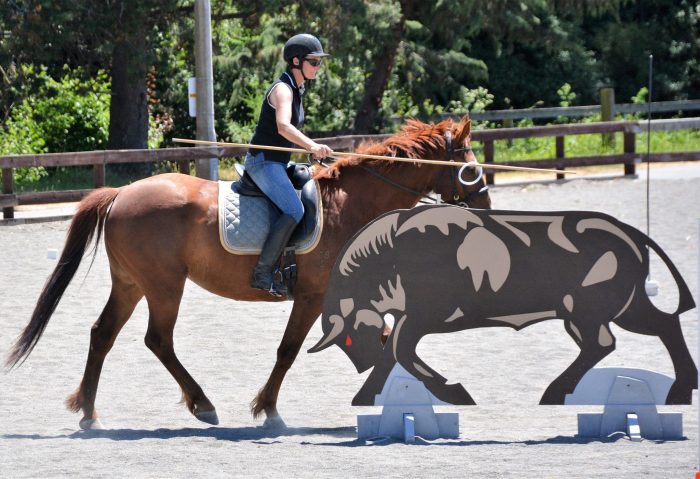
[1,65,111,154]
[0,65,111,185]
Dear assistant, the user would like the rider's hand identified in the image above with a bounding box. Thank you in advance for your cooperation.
[309,143,334,160]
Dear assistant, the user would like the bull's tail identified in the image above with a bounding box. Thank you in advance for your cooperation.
[5,187,119,369]
[645,235,695,315]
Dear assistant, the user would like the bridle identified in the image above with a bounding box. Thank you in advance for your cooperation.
[441,130,489,206]
[348,131,490,207]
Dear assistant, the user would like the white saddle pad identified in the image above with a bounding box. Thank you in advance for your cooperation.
[218,181,322,255]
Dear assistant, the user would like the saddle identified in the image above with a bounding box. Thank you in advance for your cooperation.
[217,163,322,256]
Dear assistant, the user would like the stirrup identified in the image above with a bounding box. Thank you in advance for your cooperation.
[268,269,288,297]
[267,283,286,297]
[251,272,287,297]
[251,282,284,297]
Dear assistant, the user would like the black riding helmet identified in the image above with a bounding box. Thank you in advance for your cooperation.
[283,33,330,64]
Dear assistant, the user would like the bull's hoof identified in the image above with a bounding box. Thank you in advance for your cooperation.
[262,415,287,430]
[436,383,476,406]
[665,381,693,405]
[352,390,376,406]
[539,389,567,405]
[194,408,220,425]
[539,398,565,405]
[79,417,105,430]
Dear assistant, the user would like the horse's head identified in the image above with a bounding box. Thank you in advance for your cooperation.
[431,116,491,209]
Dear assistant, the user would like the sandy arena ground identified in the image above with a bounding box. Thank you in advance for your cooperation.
[1,164,699,478]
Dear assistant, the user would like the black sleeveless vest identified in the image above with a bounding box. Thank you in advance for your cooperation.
[249,71,304,163]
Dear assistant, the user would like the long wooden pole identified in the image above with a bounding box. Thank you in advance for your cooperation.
[172,138,577,175]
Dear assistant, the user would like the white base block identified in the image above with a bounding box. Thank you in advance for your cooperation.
[567,368,684,441]
[578,409,682,440]
[358,411,459,441]
[357,363,459,442]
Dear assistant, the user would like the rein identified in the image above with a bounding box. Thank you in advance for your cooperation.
[359,164,429,200]
[316,156,436,202]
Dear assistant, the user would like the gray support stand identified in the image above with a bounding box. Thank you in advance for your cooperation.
[357,363,459,442]
[565,368,683,440]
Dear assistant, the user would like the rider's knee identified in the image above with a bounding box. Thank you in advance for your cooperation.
[288,204,304,224]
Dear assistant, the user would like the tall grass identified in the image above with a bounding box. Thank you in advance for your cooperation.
[483,122,700,163]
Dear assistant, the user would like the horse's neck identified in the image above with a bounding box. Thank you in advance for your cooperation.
[325,164,430,230]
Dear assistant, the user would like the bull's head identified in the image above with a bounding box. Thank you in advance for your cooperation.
[308,297,387,372]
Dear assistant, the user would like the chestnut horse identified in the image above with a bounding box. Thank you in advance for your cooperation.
[7,116,490,429]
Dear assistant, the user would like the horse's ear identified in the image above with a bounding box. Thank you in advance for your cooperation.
[455,115,472,144]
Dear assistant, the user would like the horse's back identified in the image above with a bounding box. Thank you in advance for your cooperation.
[104,174,218,272]
[110,173,215,215]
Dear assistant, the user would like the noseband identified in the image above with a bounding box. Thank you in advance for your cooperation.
[443,131,489,205]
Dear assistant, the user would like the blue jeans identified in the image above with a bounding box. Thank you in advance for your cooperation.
[244,151,304,223]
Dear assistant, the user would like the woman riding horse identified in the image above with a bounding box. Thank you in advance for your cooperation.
[246,33,333,297]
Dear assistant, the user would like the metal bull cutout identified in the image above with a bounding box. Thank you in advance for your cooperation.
[309,204,698,407]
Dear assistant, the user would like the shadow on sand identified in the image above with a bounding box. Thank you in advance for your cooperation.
[3,425,356,443]
[4,427,683,446]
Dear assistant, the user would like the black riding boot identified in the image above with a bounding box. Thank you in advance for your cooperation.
[250,214,298,297]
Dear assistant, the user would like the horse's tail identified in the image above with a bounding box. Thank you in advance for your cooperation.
[645,233,696,315]
[5,187,119,369]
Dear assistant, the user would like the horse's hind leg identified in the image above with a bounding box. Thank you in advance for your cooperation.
[66,276,143,429]
[143,285,218,425]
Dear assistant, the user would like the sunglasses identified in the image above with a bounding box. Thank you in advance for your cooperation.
[305,58,323,67]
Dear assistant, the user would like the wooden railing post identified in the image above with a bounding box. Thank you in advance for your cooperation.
[2,167,14,219]
[483,140,495,185]
[93,162,106,188]
[503,119,514,147]
[624,131,636,176]
[600,87,616,148]
[555,136,565,180]
[177,160,191,174]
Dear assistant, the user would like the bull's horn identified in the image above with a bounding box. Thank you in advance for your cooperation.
[307,315,345,353]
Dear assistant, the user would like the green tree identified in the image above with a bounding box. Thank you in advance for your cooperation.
[589,0,700,101]
[1,0,182,149]
[4,0,698,154]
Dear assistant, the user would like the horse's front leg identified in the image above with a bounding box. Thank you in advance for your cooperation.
[251,293,324,428]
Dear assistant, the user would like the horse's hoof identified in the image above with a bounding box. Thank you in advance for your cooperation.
[262,415,287,430]
[79,417,105,430]
[194,408,220,425]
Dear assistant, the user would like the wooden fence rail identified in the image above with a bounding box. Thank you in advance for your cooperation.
[2,118,699,219]
[410,99,700,123]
